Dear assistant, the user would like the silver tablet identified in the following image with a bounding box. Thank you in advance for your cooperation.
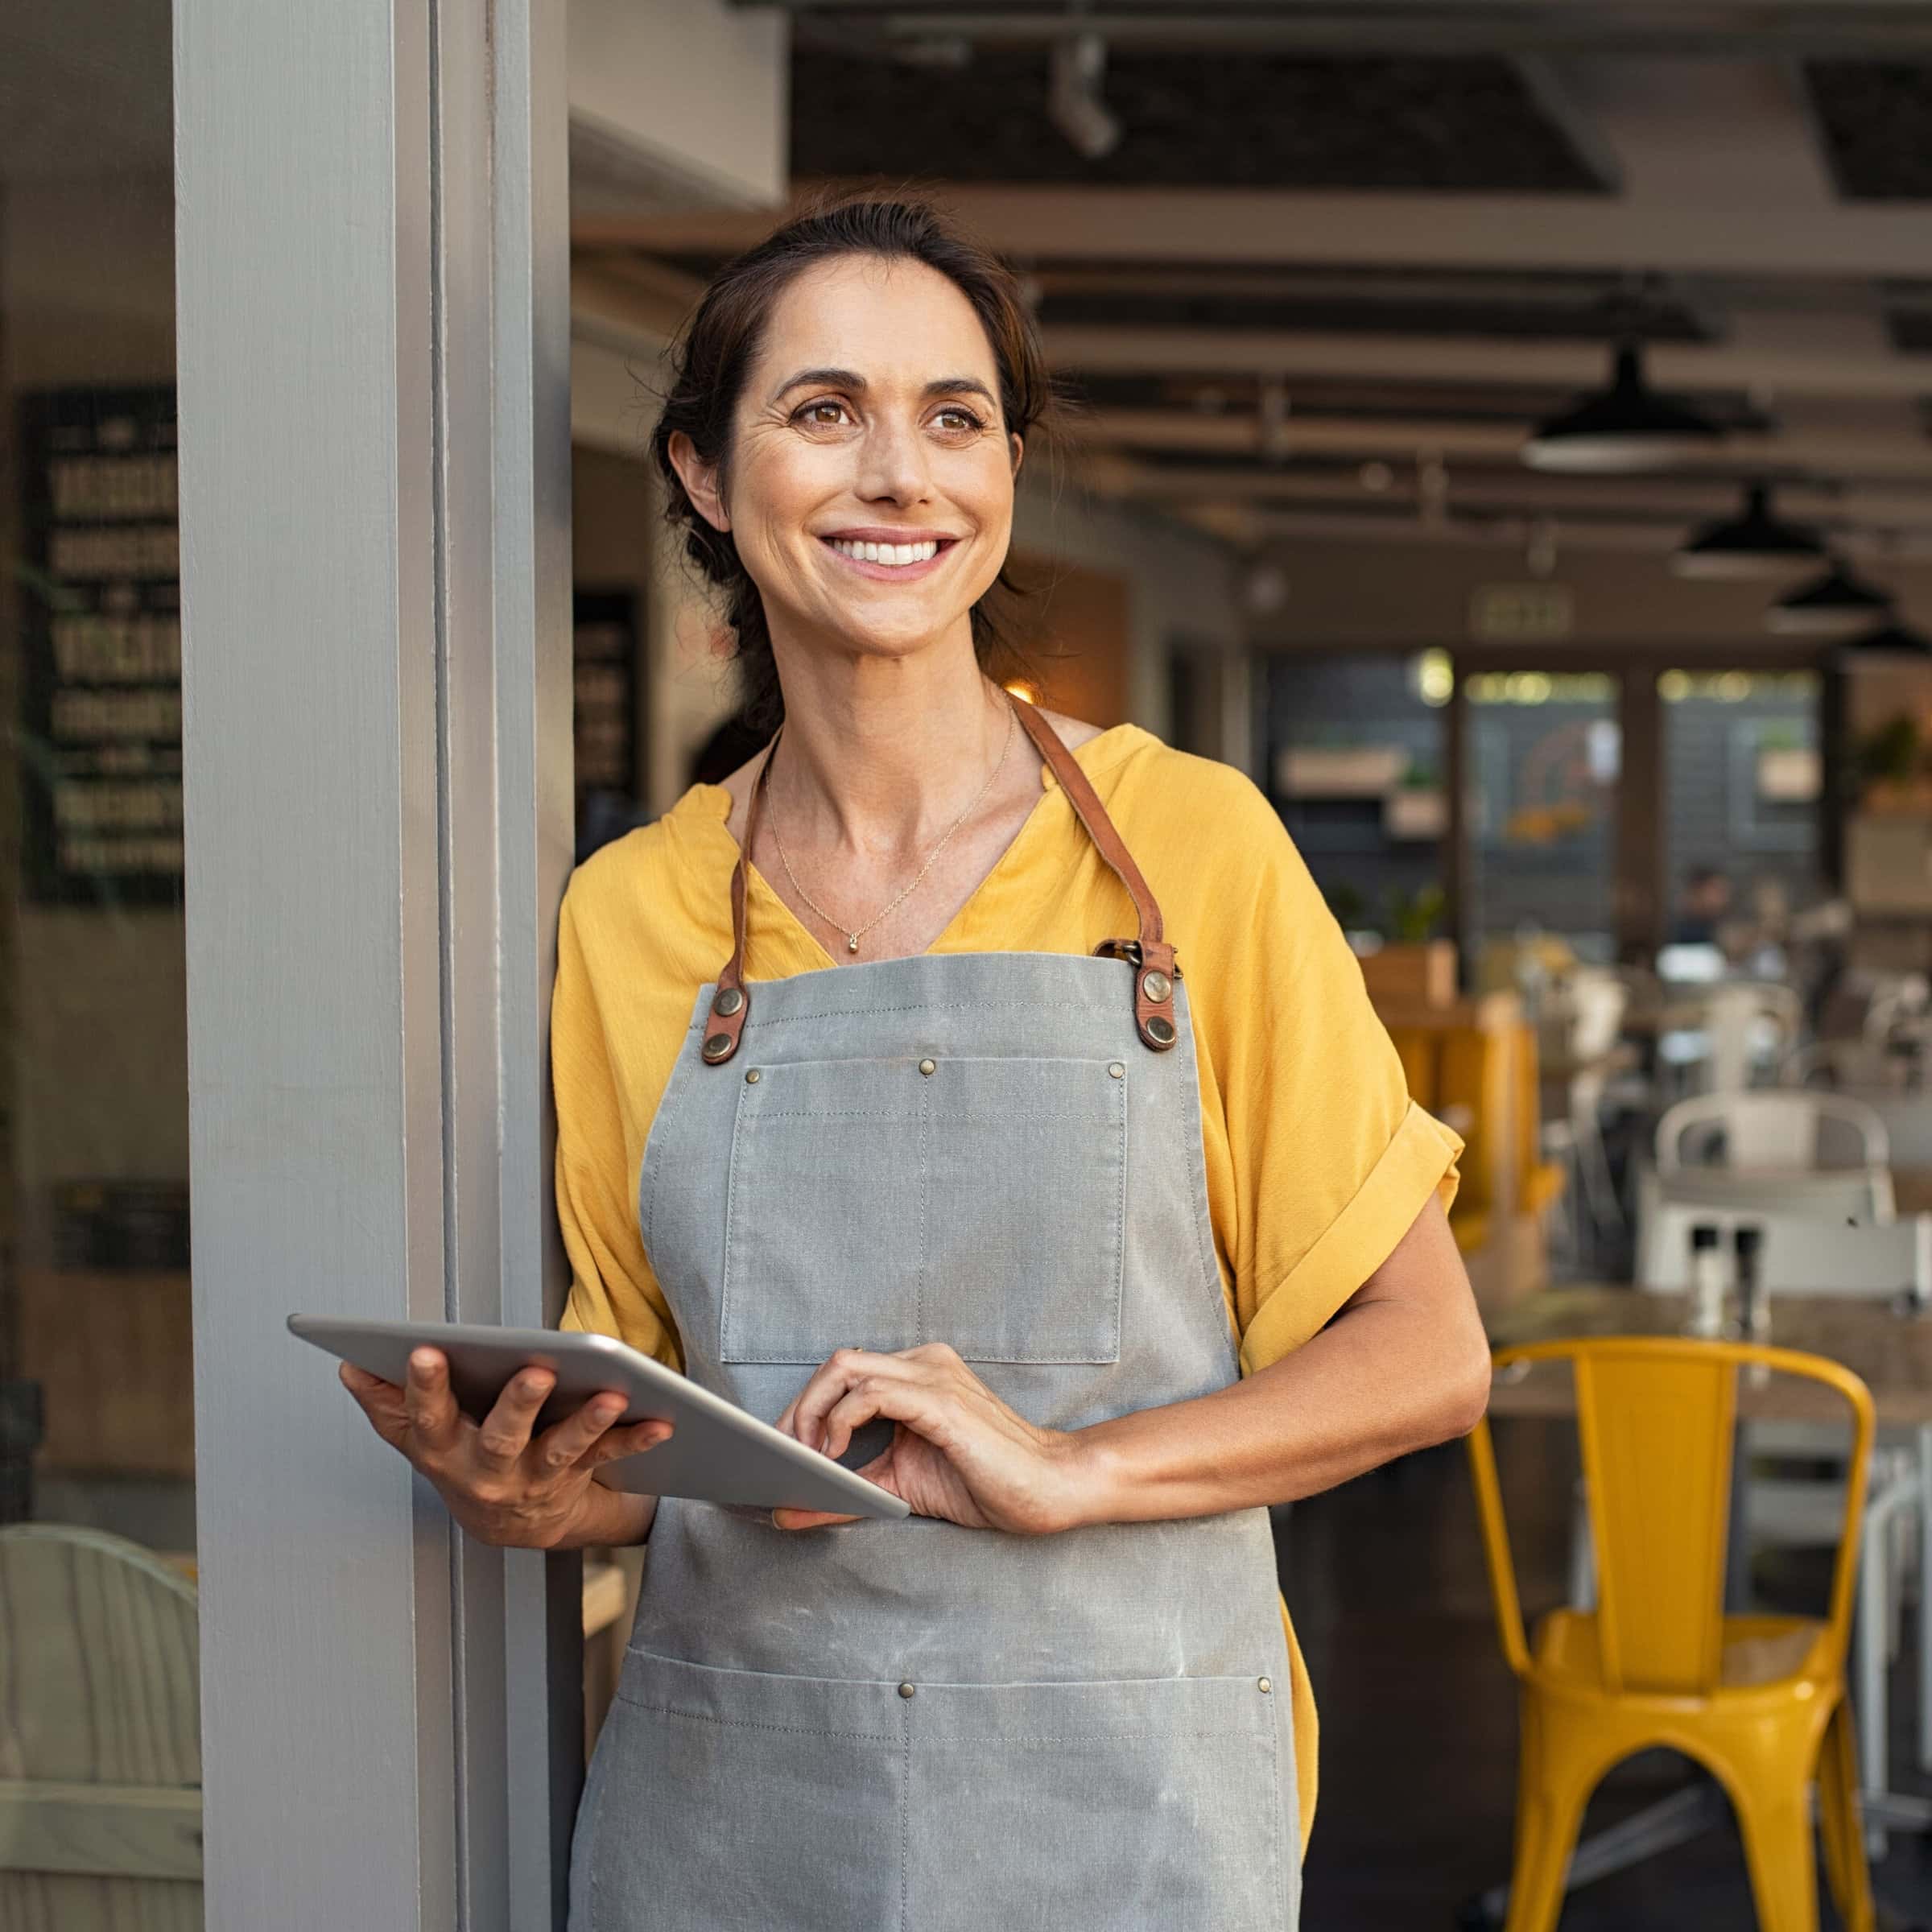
[288,1314,911,1520]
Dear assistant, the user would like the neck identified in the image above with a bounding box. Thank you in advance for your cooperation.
[763,626,1016,859]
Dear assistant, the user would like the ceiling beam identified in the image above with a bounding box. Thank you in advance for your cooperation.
[1114,462,1932,529]
[1229,505,1932,559]
[760,2,1932,60]
[576,180,1932,280]
[1046,322,1932,400]
[1084,408,1932,479]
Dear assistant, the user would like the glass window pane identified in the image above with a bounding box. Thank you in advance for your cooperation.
[1659,668,1823,962]
[1464,669,1620,967]
[1261,650,1449,944]
[2,10,198,1925]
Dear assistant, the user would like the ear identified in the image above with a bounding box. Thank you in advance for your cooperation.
[667,429,730,533]
[1008,430,1024,482]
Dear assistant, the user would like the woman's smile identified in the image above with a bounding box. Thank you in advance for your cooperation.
[817,526,963,583]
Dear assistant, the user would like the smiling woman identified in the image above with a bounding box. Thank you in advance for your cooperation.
[646,197,1060,733]
[341,194,1483,1932]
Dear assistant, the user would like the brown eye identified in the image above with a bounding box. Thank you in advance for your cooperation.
[795,399,851,428]
[935,407,985,434]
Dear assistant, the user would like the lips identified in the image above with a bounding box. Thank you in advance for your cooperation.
[818,534,960,583]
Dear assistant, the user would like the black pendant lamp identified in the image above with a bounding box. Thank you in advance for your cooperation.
[1522,343,1724,473]
[1835,616,1932,658]
[1671,483,1824,580]
[1767,559,1893,636]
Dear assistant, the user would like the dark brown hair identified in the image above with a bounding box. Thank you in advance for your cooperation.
[648,192,1067,732]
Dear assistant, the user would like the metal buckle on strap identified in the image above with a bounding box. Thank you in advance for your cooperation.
[1092,938,1182,978]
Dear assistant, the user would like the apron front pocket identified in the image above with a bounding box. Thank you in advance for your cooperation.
[903,1671,1294,1931]
[576,1647,906,1932]
[720,1053,1126,1367]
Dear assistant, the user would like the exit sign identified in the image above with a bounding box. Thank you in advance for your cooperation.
[1469,584,1574,643]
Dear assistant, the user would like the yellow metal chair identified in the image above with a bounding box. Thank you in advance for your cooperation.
[1467,1337,1876,1932]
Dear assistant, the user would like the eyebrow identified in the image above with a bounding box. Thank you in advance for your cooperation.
[768,366,1001,411]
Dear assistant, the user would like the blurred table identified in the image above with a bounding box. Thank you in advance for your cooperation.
[1488,1286,1932,1425]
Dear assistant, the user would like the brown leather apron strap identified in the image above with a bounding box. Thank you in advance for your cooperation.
[700,696,1180,1067]
[1008,695,1180,1053]
[700,730,779,1066]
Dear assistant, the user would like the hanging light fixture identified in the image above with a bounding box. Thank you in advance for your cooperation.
[1048,32,1121,159]
[1766,559,1893,636]
[1671,482,1824,580]
[1835,616,1932,658]
[1522,343,1724,474]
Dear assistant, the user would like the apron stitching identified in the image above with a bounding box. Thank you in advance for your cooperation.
[1111,1068,1127,1358]
[915,1078,931,1348]
[1173,987,1238,1366]
[720,1351,1122,1368]
[711,995,1124,1028]
[745,1108,1098,1123]
[639,986,711,1273]
[615,1699,900,1744]
[718,1077,754,1363]
[899,1700,912,1932]
[1267,1696,1287,1926]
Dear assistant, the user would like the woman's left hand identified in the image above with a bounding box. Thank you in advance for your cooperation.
[773,1344,1089,1534]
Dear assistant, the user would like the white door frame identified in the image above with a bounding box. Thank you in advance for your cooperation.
[174,2,576,1924]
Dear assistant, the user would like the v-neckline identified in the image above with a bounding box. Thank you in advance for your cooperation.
[695,721,1141,972]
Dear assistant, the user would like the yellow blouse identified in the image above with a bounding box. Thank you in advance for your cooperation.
[553,720,1463,1851]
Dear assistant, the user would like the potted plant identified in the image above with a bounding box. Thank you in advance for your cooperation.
[1357,883,1456,1006]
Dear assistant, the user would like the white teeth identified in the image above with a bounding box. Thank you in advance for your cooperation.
[829,538,940,567]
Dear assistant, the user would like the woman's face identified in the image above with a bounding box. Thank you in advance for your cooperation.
[675,254,1024,665]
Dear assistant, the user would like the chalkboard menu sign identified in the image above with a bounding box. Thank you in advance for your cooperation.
[572,588,638,795]
[17,386,181,905]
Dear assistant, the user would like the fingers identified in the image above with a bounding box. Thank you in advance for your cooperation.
[473,1363,553,1468]
[339,1360,409,1446]
[530,1389,628,1470]
[402,1348,465,1455]
[585,1418,674,1466]
[788,1348,896,1453]
[772,1505,861,1532]
[791,1348,952,1458]
[529,1390,675,1472]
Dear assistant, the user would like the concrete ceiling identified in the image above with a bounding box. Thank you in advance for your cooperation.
[580,4,1932,563]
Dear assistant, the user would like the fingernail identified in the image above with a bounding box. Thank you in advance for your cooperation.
[411,1350,436,1373]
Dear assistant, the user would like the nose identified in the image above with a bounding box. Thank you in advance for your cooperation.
[852,410,933,506]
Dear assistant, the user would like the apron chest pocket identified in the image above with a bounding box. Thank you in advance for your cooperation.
[720,1053,1126,1366]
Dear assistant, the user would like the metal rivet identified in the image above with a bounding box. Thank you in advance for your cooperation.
[1257,1677,1272,1695]
[918,1058,936,1077]
[898,1681,917,1699]
[712,985,744,1017]
[744,1068,761,1084]
[1141,968,1172,1005]
[1108,1062,1125,1079]
[1145,1015,1176,1046]
[702,1032,733,1060]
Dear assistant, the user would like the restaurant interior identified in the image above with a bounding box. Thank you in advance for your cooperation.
[6,1,1932,1927]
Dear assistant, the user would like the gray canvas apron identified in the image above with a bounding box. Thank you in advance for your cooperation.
[568,697,1298,1930]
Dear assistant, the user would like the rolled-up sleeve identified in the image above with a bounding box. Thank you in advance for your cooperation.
[1189,774,1462,1377]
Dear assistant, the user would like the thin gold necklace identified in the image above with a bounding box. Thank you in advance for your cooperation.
[760,696,1017,956]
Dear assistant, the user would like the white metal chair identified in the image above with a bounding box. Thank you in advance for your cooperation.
[1656,1088,1891,1179]
[1703,982,1802,1095]
[0,1525,201,1926]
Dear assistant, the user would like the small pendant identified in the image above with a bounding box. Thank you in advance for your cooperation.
[847,934,860,954]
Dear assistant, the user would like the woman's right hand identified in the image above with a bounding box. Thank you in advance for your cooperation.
[338,1347,673,1550]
